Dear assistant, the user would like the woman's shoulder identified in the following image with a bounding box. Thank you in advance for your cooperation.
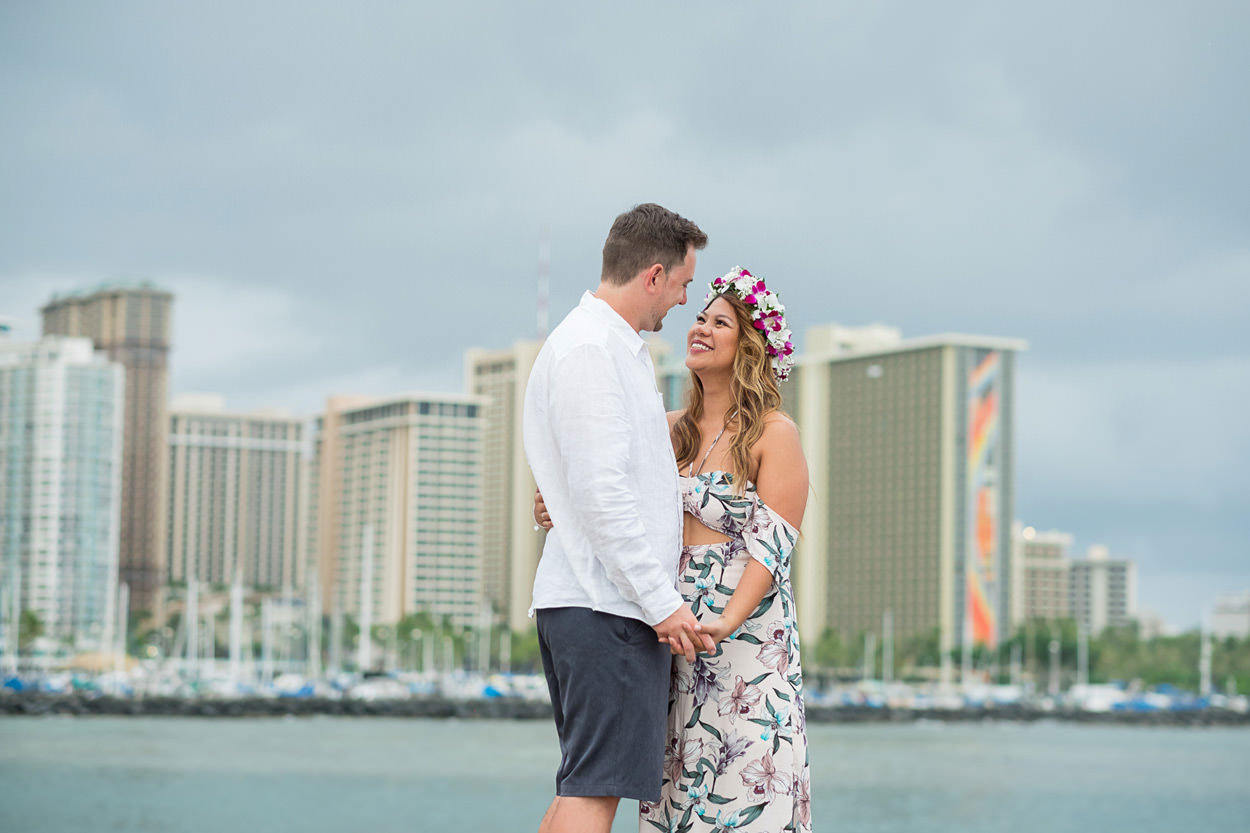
[759,410,799,441]
[752,410,809,525]
[752,410,803,462]
[666,408,687,430]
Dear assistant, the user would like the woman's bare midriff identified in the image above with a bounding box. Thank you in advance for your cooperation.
[684,511,731,546]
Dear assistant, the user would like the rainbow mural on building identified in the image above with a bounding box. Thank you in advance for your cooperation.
[966,351,1001,648]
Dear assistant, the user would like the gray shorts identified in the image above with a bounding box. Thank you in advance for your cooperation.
[536,606,672,801]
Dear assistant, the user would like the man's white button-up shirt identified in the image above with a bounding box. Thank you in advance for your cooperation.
[523,291,684,626]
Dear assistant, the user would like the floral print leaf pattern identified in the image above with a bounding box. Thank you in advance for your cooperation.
[733,803,770,828]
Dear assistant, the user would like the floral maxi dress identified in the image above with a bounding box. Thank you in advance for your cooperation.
[641,471,811,833]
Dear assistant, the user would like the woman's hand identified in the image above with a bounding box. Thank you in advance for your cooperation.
[692,616,738,649]
[533,489,553,530]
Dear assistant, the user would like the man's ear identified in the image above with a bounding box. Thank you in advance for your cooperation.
[642,263,665,294]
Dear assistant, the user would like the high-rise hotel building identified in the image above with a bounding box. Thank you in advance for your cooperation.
[1210,591,1250,640]
[0,329,124,648]
[166,395,305,591]
[1009,523,1073,627]
[465,341,543,631]
[308,393,486,629]
[41,281,173,612]
[795,324,1025,655]
[659,323,1026,659]
[1069,545,1137,635]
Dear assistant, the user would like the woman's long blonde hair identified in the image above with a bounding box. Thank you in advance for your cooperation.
[673,292,782,490]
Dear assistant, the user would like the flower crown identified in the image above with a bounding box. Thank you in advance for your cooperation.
[705,266,795,382]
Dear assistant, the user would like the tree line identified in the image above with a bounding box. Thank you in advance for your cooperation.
[807,617,1248,694]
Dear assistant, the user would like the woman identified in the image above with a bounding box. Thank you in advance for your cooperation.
[537,267,811,833]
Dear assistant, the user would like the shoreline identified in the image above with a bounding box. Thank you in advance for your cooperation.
[3,693,1247,726]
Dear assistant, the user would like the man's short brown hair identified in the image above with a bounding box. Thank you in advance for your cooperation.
[601,203,708,286]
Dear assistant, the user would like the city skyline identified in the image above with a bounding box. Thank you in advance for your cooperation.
[2,279,1235,635]
[2,2,1246,629]
[2,303,1183,641]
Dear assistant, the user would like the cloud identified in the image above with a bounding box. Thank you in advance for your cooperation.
[164,275,318,382]
[1128,249,1250,323]
[0,274,75,339]
[163,275,467,416]
[1017,355,1250,506]
[1141,570,1249,633]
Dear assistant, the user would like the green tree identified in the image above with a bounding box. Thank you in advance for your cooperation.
[18,610,43,651]
[394,612,436,642]
[899,627,942,675]
[127,608,158,657]
[999,620,1250,695]
[811,628,844,670]
[509,626,542,673]
[1211,634,1250,694]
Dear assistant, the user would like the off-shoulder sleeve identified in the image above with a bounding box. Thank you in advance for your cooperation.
[742,489,799,583]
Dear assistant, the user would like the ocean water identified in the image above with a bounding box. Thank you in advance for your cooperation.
[0,715,1247,833]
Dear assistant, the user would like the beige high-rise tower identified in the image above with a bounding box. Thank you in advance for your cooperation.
[307,392,487,629]
[1069,545,1137,636]
[1009,523,1073,627]
[167,395,305,591]
[41,281,173,613]
[465,341,543,631]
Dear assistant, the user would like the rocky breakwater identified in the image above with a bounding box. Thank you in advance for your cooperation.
[3,692,1248,725]
[0,691,555,719]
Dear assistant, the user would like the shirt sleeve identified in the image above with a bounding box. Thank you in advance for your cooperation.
[742,490,799,585]
[545,343,684,625]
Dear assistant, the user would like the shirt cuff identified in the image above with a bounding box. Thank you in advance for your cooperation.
[638,585,686,627]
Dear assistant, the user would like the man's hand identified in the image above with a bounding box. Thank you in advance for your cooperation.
[653,606,715,662]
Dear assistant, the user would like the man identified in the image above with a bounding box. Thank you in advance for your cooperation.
[523,203,714,833]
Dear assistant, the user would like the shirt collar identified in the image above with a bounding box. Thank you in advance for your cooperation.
[579,291,647,356]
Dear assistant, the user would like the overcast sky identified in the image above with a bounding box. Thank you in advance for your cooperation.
[2,1,1246,630]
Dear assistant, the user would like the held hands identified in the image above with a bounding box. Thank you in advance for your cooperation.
[653,606,716,662]
[693,616,737,646]
[671,616,737,659]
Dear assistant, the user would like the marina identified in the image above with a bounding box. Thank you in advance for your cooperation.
[3,665,1247,726]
